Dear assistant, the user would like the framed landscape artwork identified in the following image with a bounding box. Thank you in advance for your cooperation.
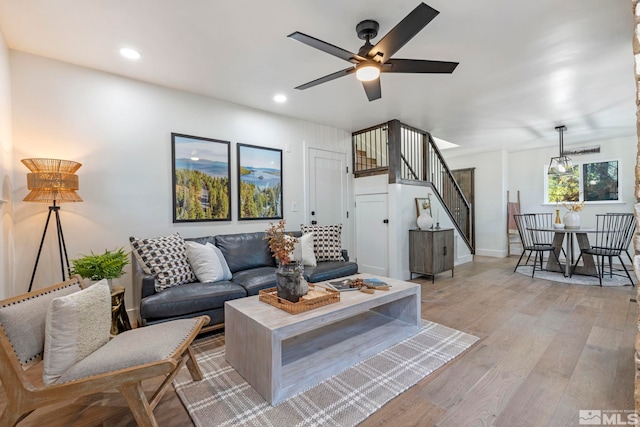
[171,133,231,222]
[237,143,283,220]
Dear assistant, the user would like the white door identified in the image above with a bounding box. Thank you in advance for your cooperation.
[355,193,388,276]
[308,148,349,246]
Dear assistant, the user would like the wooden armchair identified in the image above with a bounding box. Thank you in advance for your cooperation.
[0,275,208,426]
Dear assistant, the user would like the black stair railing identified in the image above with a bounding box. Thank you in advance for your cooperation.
[352,119,474,253]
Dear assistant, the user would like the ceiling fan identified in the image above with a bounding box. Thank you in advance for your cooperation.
[288,2,459,102]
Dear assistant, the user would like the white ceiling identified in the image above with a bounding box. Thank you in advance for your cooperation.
[0,0,636,154]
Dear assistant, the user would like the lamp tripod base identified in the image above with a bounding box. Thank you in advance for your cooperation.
[28,202,70,292]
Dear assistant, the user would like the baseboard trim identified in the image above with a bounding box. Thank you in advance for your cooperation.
[476,249,508,258]
[455,254,473,265]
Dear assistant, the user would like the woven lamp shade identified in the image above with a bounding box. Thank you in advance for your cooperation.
[22,158,83,203]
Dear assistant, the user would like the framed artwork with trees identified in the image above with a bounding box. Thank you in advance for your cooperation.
[237,143,283,220]
[171,133,231,222]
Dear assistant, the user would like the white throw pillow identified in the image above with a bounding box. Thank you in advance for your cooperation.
[206,243,233,281]
[295,232,317,267]
[185,241,225,283]
[43,279,111,385]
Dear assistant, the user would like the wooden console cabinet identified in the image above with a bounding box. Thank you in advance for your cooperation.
[409,228,454,283]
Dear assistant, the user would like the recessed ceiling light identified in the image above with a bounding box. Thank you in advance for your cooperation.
[120,47,141,60]
[273,94,287,103]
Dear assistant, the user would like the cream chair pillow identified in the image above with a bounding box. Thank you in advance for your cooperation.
[43,279,111,385]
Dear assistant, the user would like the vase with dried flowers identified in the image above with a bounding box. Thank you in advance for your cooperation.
[562,200,585,229]
[264,220,307,302]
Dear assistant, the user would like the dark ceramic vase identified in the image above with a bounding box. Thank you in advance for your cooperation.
[276,262,304,303]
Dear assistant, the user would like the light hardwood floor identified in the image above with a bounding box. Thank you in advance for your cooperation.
[2,255,636,426]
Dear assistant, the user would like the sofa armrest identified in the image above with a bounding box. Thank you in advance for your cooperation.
[341,249,349,262]
[131,253,157,325]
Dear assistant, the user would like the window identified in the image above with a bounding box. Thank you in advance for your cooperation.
[583,161,618,201]
[545,160,619,203]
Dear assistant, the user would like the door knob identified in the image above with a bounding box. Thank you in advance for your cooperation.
[383,219,389,224]
[311,220,317,225]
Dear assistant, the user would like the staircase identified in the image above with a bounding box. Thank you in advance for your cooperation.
[355,149,378,171]
[352,120,474,254]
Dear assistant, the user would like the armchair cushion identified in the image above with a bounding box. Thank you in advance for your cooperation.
[43,279,111,385]
[56,318,202,384]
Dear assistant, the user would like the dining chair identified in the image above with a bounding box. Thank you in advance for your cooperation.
[513,213,563,277]
[607,212,636,265]
[572,213,635,286]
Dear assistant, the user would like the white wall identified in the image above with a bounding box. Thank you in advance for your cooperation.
[9,52,351,307]
[443,136,636,257]
[507,136,636,228]
[445,149,508,257]
[0,30,13,299]
[354,174,472,281]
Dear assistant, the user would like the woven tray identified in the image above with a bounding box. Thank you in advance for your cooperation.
[259,284,340,314]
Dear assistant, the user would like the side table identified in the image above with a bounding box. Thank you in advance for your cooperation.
[111,285,132,335]
[409,228,455,283]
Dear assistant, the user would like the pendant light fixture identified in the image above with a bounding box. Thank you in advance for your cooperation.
[548,125,573,175]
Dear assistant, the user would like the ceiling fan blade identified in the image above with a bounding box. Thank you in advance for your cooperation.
[362,79,381,102]
[366,3,439,63]
[288,32,366,64]
[295,67,356,90]
[383,58,459,73]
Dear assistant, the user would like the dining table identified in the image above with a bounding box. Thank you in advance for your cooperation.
[528,227,598,277]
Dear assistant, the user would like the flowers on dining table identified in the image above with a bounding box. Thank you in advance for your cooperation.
[264,219,297,265]
[563,200,585,212]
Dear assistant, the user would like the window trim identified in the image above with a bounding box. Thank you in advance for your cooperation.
[543,158,620,205]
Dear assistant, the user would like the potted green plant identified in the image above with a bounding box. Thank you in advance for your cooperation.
[70,248,130,289]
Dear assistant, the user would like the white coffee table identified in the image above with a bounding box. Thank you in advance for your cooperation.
[224,273,421,405]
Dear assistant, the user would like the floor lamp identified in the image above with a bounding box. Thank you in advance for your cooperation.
[22,158,83,292]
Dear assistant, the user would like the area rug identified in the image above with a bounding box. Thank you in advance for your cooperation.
[173,320,478,427]
[515,265,636,286]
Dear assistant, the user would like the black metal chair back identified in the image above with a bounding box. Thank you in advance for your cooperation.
[575,213,635,286]
[607,213,636,263]
[513,213,562,277]
[514,213,554,249]
[591,213,634,255]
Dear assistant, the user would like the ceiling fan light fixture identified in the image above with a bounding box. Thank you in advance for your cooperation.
[356,64,380,82]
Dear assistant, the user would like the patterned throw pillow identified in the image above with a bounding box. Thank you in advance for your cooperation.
[129,233,196,291]
[300,224,344,262]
